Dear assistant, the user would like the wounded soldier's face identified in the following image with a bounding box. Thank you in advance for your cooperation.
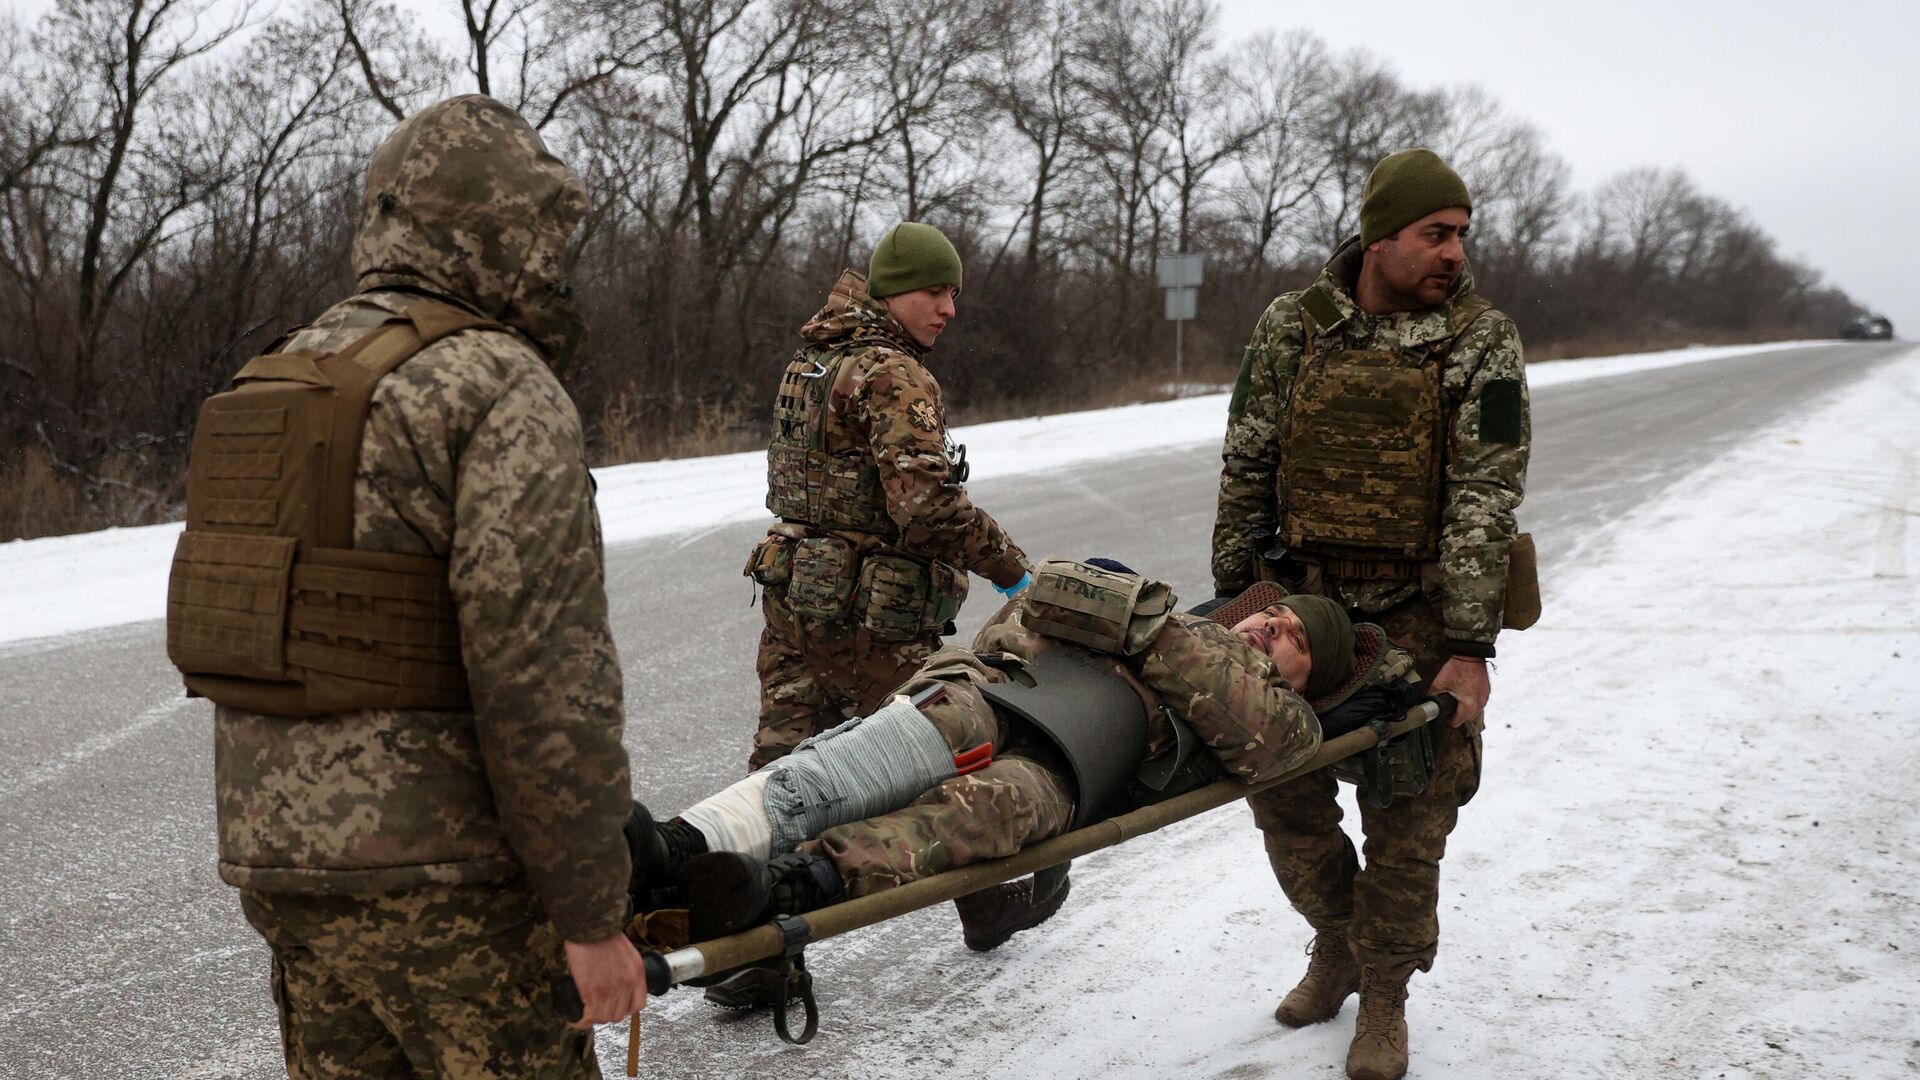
[1232,605,1313,691]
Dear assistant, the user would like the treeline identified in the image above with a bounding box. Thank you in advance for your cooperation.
[0,0,1863,542]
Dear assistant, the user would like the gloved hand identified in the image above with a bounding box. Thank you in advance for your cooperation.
[993,570,1032,598]
[1315,682,1419,738]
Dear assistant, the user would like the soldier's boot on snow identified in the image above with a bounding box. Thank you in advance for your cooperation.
[952,865,1072,952]
[700,961,801,1012]
[1273,925,1362,1027]
[624,799,707,908]
[1345,967,1411,1080]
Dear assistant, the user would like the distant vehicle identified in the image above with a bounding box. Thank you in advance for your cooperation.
[1840,314,1893,340]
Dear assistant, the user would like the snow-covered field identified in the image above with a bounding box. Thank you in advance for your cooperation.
[0,339,1825,648]
[693,344,1911,1080]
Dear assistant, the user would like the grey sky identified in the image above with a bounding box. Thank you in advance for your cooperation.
[1218,0,1919,334]
[11,0,1912,333]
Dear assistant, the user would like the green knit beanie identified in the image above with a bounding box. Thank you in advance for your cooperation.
[1359,149,1473,247]
[868,222,963,298]
[1277,594,1355,700]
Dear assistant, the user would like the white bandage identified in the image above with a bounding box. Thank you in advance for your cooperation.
[760,696,956,854]
[676,771,774,864]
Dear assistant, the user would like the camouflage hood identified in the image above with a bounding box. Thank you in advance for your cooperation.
[800,269,928,358]
[353,95,588,363]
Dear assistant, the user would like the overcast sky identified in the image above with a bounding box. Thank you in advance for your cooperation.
[1219,0,1920,334]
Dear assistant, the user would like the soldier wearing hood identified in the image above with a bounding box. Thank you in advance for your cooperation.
[166,96,643,1075]
[1211,149,1532,1080]
[732,224,1032,1003]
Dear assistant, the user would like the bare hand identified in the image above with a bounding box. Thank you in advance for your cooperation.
[562,934,648,1030]
[1430,657,1490,731]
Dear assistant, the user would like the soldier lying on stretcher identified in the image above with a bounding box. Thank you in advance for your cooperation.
[626,558,1424,959]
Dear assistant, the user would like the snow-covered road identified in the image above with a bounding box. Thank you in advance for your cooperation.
[1,338,1912,1079]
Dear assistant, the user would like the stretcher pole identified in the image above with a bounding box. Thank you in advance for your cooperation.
[642,696,1452,993]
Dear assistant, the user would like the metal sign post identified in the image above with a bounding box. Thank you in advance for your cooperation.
[1156,254,1203,387]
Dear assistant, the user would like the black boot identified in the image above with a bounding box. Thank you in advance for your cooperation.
[624,799,707,909]
[682,851,843,1012]
[678,850,845,943]
[952,863,1072,952]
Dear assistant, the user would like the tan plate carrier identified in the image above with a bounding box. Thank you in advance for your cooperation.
[165,300,499,716]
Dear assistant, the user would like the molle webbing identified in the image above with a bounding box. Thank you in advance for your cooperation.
[1277,292,1492,567]
[765,347,895,535]
[167,300,495,716]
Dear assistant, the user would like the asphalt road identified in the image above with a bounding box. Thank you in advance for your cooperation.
[0,340,1906,1077]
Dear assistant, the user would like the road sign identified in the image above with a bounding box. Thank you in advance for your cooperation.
[1156,253,1203,289]
[1164,287,1197,322]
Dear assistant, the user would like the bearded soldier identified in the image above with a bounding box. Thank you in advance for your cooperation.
[166,96,643,1076]
[731,224,1032,1004]
[1211,149,1531,1080]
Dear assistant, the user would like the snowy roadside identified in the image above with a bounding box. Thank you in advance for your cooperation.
[711,342,1914,1079]
[0,339,1829,649]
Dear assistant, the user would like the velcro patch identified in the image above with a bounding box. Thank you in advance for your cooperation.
[1479,378,1524,445]
[1229,346,1255,416]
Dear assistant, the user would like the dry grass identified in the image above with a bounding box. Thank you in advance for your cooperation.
[1,448,176,543]
[588,390,761,467]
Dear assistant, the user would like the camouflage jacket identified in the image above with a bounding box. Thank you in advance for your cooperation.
[776,270,1028,586]
[1212,237,1530,655]
[212,97,631,945]
[970,607,1324,784]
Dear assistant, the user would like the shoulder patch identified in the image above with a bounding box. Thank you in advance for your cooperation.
[907,398,940,433]
[1479,378,1524,445]
[1229,346,1256,417]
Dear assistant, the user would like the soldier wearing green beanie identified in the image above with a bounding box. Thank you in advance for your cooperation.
[729,221,1031,1007]
[1212,147,1533,1080]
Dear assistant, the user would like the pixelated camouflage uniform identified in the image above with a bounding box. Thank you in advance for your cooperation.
[751,270,1029,770]
[212,96,628,1078]
[1212,236,1529,982]
[797,601,1332,896]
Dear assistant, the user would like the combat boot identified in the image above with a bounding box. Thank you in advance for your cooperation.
[1273,925,1362,1027]
[677,850,845,943]
[624,799,707,908]
[952,866,1072,952]
[1345,967,1410,1080]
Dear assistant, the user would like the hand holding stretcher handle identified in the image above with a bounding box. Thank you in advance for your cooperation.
[551,954,674,1023]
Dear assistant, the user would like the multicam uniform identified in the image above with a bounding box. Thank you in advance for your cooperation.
[747,270,1029,770]
[791,582,1413,897]
[170,97,629,1079]
[1212,236,1530,982]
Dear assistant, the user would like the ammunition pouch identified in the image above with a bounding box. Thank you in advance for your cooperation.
[743,524,807,588]
[977,645,1151,828]
[1503,531,1541,630]
[785,535,860,621]
[1020,558,1175,656]
[855,554,966,642]
[766,529,963,639]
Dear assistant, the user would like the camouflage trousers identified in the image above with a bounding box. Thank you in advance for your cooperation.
[751,584,936,771]
[795,660,1076,897]
[240,880,598,1080]
[1246,595,1483,982]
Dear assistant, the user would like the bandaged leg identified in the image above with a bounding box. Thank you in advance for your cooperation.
[801,754,1075,897]
[676,771,776,864]
[760,695,959,855]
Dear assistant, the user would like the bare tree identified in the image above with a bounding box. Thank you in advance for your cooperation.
[1220,30,1330,272]
[976,0,1085,270]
